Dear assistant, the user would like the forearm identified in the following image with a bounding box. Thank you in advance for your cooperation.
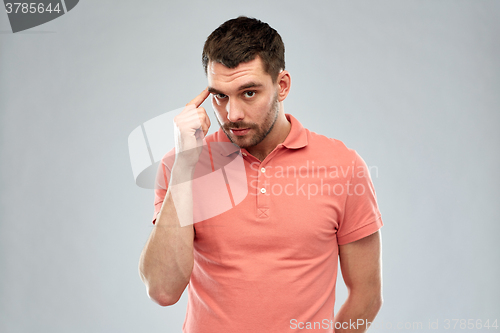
[139,166,195,306]
[334,290,383,332]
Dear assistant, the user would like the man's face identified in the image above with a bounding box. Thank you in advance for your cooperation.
[207,57,280,149]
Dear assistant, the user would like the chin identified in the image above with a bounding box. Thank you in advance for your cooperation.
[228,134,254,149]
[232,137,250,148]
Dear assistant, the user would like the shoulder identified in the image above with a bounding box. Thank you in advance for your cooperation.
[303,127,358,161]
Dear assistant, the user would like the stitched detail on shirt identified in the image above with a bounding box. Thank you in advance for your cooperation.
[258,208,269,218]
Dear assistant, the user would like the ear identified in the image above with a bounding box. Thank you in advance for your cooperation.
[276,70,291,102]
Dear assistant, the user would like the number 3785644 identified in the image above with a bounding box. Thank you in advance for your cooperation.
[5,2,62,14]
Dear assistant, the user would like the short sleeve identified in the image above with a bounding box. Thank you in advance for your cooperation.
[337,151,383,245]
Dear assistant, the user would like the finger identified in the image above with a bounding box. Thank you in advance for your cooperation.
[186,88,210,108]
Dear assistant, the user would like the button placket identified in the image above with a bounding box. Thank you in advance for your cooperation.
[256,162,270,219]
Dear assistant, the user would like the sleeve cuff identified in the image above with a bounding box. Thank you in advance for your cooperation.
[337,216,383,246]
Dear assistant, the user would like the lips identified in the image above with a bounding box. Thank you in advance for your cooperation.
[230,128,250,136]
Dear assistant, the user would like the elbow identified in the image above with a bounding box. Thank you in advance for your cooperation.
[138,257,191,307]
[138,263,180,306]
[139,271,187,307]
[147,286,182,307]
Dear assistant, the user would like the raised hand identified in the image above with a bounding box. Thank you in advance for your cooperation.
[173,89,211,167]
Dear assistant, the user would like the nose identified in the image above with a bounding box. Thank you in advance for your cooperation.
[226,98,244,123]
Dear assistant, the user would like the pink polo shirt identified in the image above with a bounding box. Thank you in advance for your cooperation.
[152,114,383,332]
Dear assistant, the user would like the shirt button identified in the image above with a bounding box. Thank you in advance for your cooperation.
[261,168,266,173]
[242,152,247,156]
[260,188,266,194]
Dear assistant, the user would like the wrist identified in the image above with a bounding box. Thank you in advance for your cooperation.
[170,162,196,185]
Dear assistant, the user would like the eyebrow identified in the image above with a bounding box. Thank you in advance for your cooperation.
[208,82,263,95]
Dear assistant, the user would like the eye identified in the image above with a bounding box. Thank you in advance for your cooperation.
[215,93,227,99]
[244,91,256,98]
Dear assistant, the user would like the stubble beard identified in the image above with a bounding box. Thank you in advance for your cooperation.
[218,92,280,149]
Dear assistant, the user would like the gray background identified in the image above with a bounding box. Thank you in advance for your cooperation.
[1,0,499,332]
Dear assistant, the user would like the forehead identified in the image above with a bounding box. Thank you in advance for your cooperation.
[207,57,272,91]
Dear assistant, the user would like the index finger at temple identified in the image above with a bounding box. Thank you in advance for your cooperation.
[186,88,210,107]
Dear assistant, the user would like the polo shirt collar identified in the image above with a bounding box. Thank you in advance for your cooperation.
[214,113,308,156]
[281,113,308,149]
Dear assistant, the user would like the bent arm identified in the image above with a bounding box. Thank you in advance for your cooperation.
[138,89,210,306]
[138,165,195,306]
[334,230,383,332]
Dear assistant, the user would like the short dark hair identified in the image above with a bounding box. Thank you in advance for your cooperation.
[202,16,285,82]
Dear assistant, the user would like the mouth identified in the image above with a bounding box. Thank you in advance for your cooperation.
[229,128,250,136]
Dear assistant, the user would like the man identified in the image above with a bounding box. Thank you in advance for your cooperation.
[139,16,383,332]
